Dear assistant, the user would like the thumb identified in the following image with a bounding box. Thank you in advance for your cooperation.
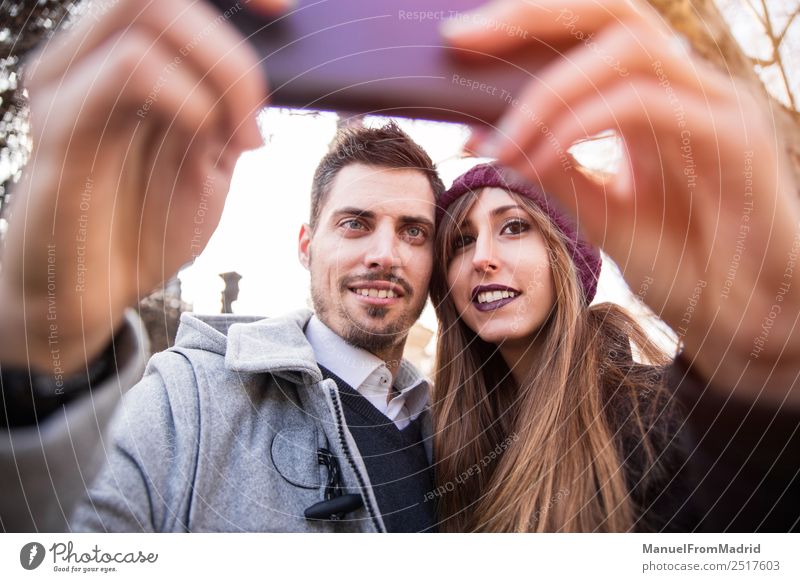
[440,0,538,55]
[440,0,630,56]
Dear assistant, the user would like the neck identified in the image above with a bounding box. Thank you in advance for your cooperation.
[370,339,406,381]
[498,333,546,387]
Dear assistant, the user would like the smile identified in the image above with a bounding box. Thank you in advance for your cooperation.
[471,285,521,312]
[476,290,518,304]
[351,287,398,299]
[347,281,405,305]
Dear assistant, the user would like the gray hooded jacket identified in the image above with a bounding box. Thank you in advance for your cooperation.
[71,309,433,532]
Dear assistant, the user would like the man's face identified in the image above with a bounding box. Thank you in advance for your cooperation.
[299,163,436,353]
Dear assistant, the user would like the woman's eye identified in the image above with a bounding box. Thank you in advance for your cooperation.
[453,235,474,250]
[502,219,529,235]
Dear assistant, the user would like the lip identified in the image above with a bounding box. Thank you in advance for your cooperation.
[473,295,518,312]
[471,284,522,313]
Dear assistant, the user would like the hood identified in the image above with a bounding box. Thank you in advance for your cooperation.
[173,308,323,385]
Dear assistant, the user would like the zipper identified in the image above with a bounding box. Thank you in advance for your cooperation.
[328,386,385,533]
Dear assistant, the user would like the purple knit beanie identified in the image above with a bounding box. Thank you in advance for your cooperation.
[436,163,602,304]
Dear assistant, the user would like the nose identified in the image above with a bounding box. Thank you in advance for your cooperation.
[471,233,498,273]
[364,224,402,270]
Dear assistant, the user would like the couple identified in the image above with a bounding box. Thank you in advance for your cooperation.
[74,123,693,532]
[5,0,798,533]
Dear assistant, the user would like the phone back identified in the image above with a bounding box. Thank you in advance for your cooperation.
[212,0,556,124]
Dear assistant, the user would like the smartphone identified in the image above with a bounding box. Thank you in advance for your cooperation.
[209,0,556,125]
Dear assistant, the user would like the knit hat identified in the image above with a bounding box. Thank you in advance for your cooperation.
[436,163,602,304]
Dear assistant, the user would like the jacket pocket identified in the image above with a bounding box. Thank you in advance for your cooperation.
[270,427,321,489]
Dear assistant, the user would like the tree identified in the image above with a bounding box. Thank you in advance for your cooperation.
[1,0,79,209]
[648,0,800,182]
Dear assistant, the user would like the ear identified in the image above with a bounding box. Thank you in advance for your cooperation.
[298,224,312,270]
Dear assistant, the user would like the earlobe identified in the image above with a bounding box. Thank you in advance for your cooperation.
[298,224,312,270]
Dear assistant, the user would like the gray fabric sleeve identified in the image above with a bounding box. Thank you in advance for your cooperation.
[0,309,149,532]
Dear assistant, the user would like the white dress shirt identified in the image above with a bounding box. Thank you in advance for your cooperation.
[305,315,429,430]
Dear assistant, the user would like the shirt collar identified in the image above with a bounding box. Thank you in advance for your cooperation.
[305,315,386,389]
[304,315,429,418]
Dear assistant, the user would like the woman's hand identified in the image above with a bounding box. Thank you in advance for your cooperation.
[444,0,800,404]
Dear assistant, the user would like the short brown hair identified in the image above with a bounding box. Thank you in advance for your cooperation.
[309,122,445,229]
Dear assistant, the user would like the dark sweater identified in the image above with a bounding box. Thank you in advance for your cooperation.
[612,355,799,532]
[320,366,437,532]
[665,355,800,532]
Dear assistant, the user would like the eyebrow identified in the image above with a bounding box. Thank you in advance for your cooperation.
[459,204,525,228]
[490,204,525,217]
[331,207,435,230]
[399,215,435,231]
[332,207,374,220]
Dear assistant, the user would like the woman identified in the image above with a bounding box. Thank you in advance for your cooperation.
[430,163,693,532]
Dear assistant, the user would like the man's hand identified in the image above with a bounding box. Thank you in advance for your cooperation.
[443,0,800,405]
[0,0,286,374]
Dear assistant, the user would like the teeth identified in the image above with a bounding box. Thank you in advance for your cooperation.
[352,288,398,299]
[477,290,518,304]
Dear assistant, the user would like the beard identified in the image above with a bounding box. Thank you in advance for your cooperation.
[310,267,424,354]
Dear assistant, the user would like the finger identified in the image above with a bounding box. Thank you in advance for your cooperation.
[472,22,729,162]
[27,0,265,148]
[143,131,233,265]
[504,147,619,245]
[32,31,221,153]
[505,80,720,192]
[440,0,640,55]
[497,82,710,252]
[504,134,681,284]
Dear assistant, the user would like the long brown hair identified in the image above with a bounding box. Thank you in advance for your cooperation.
[430,188,672,532]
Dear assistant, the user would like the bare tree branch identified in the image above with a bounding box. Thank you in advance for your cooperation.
[777,7,800,45]
[742,0,768,27]
[758,0,796,110]
[750,56,778,67]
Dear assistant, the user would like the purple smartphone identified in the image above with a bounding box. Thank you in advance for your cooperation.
[209,0,556,125]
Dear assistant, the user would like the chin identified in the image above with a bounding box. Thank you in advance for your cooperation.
[471,316,544,347]
[352,306,406,331]
[471,322,514,345]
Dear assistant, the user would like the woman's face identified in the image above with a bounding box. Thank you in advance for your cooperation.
[446,187,556,347]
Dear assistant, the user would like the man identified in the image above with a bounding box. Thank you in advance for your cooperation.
[69,122,445,532]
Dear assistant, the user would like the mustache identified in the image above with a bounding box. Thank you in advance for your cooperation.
[340,272,414,297]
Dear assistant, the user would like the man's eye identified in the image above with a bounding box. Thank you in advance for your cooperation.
[406,226,424,238]
[341,219,365,230]
[501,219,529,235]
